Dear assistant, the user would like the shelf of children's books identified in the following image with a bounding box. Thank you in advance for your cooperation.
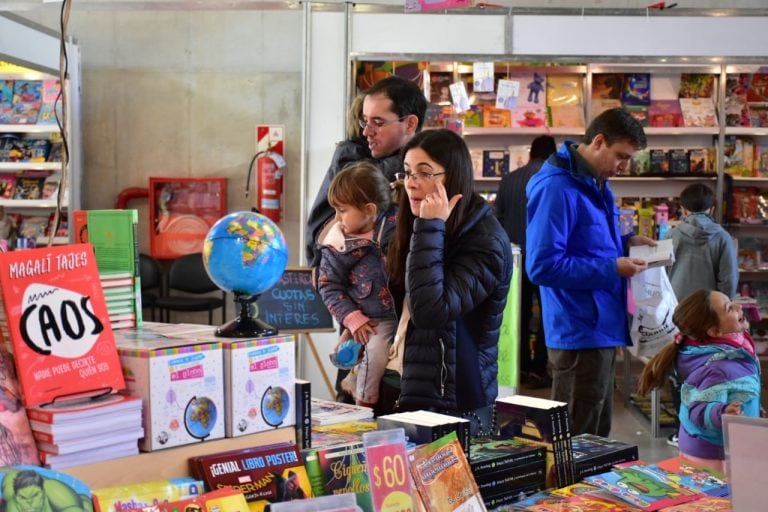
[0,162,61,171]
[589,63,722,74]
[0,199,59,208]
[65,426,296,489]
[725,127,768,136]
[463,127,585,136]
[738,268,768,279]
[643,127,720,136]
[0,124,61,134]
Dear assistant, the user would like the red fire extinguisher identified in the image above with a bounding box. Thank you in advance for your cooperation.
[246,149,286,223]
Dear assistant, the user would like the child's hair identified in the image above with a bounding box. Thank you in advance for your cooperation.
[327,161,391,214]
[637,289,719,396]
[680,183,715,213]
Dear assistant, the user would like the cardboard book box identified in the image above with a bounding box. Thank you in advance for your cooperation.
[115,331,225,451]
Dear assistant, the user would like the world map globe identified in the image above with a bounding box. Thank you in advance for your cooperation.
[184,396,217,440]
[203,211,288,297]
[261,385,290,427]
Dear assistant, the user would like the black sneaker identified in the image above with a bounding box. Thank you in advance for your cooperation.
[667,433,679,447]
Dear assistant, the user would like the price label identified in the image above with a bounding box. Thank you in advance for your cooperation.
[366,443,415,512]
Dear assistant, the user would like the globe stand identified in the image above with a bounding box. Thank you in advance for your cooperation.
[216,293,278,338]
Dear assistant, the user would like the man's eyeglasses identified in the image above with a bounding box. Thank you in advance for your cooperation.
[358,115,409,131]
[394,170,446,182]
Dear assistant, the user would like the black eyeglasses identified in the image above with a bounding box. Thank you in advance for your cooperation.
[395,170,446,183]
[358,115,409,131]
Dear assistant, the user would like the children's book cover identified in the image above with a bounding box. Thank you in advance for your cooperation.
[12,174,46,200]
[10,80,42,124]
[747,73,768,103]
[592,74,624,100]
[622,73,651,105]
[755,144,768,177]
[429,72,453,105]
[508,70,546,109]
[548,105,585,128]
[469,437,546,476]
[679,74,716,98]
[0,465,92,512]
[0,348,40,466]
[648,100,684,127]
[584,466,702,511]
[0,80,13,123]
[0,173,15,199]
[651,456,728,497]
[546,74,583,106]
[591,99,623,119]
[748,102,768,128]
[624,105,649,127]
[92,476,205,512]
[510,106,547,128]
[408,432,484,512]
[655,496,732,511]
[37,80,62,125]
[0,244,125,406]
[688,148,710,175]
[311,441,372,512]
[725,74,751,127]
[651,74,682,101]
[679,98,718,127]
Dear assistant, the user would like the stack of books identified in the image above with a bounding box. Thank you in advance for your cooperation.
[571,433,639,480]
[27,393,143,469]
[310,397,373,426]
[468,437,548,510]
[376,410,470,455]
[73,209,142,330]
[495,394,576,489]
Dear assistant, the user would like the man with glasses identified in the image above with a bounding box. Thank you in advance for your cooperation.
[306,76,427,268]
[305,76,426,403]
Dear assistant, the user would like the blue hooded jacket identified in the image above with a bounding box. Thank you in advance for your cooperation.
[526,142,633,350]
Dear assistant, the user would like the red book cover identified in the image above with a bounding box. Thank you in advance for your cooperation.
[0,244,125,407]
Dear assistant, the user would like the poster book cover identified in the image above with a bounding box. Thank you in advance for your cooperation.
[193,443,311,512]
[0,244,125,407]
[592,73,624,100]
[679,74,716,98]
[0,465,92,511]
[309,441,372,512]
[408,432,484,512]
[0,348,40,466]
[584,466,702,511]
[622,73,651,105]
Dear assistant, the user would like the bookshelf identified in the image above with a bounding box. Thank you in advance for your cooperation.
[65,427,295,489]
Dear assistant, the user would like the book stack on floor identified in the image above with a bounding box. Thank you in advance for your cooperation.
[26,393,144,469]
[495,394,576,490]
[571,433,640,480]
[468,437,548,510]
[73,209,142,330]
[375,410,471,455]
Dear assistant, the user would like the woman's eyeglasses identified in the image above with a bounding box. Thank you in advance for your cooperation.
[394,171,446,182]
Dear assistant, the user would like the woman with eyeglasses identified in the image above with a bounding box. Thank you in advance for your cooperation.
[386,129,513,436]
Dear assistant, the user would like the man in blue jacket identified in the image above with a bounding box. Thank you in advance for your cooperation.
[526,108,654,436]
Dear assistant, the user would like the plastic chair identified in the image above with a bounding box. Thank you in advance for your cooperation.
[138,253,163,321]
[154,253,226,325]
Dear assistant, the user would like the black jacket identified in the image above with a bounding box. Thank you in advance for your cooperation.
[398,197,513,412]
[305,138,402,266]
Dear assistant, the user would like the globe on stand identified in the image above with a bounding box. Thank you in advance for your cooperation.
[203,211,288,338]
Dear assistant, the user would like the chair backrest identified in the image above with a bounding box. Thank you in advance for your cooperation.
[139,253,163,291]
[167,253,219,294]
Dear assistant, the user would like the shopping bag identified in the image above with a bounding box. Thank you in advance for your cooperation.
[629,266,678,358]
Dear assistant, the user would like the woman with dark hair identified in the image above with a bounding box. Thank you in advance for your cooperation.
[386,129,513,436]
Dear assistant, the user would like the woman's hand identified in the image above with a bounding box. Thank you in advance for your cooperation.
[419,181,462,221]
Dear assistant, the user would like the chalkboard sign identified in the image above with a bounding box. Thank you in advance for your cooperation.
[255,267,335,333]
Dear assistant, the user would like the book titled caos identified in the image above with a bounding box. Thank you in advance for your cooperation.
[0,244,125,407]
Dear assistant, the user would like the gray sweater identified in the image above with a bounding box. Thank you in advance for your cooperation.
[667,212,738,300]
